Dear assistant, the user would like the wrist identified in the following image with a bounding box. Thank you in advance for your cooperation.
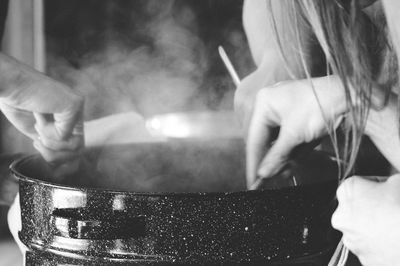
[311,75,350,117]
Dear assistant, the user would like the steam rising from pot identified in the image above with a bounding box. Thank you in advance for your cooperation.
[4,0,253,191]
[46,0,253,119]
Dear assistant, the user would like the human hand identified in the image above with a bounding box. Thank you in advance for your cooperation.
[0,53,84,143]
[234,54,291,132]
[0,53,85,170]
[1,88,84,177]
[332,175,400,266]
[32,112,84,178]
[32,112,83,161]
[234,67,267,133]
[245,76,347,188]
[0,81,83,143]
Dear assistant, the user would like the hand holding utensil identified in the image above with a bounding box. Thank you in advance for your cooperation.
[33,112,84,178]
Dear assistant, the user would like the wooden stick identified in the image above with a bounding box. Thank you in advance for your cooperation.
[218,46,240,86]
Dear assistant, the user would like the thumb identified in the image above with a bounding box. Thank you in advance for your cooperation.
[257,129,299,179]
[332,176,379,232]
[336,176,379,203]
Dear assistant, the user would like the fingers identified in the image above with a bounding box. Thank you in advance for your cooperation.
[38,135,83,151]
[331,176,385,261]
[33,112,84,165]
[246,87,299,188]
[248,129,299,190]
[34,112,83,148]
[54,96,84,139]
[234,73,259,134]
[246,106,275,188]
[257,129,299,178]
[34,117,83,151]
[332,176,380,232]
[335,176,376,204]
[33,140,79,163]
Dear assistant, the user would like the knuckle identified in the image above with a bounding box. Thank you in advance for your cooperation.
[336,177,356,201]
[331,206,350,233]
[330,209,342,230]
[335,183,345,201]
[255,87,272,103]
[279,127,302,146]
[254,88,275,116]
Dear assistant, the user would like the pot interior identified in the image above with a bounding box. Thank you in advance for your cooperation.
[12,141,338,193]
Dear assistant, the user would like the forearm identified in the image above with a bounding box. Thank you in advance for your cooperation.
[365,94,400,171]
[0,53,82,116]
[0,53,48,95]
[374,0,400,170]
[0,53,72,105]
[382,0,400,59]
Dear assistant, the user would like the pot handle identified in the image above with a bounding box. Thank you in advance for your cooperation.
[51,208,146,240]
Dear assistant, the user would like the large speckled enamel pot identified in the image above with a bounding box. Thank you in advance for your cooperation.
[11,141,339,265]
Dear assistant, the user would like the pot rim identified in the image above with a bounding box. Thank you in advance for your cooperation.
[10,154,338,197]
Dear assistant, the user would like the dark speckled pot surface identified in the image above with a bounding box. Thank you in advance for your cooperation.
[11,142,340,265]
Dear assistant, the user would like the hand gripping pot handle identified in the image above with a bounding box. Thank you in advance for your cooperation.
[51,208,146,240]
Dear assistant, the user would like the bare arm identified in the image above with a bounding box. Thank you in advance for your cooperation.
[382,0,400,57]
[0,53,83,140]
[365,94,400,171]
[363,0,400,171]
[236,0,314,131]
[242,0,311,73]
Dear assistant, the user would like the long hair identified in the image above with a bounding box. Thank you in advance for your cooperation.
[267,0,398,178]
